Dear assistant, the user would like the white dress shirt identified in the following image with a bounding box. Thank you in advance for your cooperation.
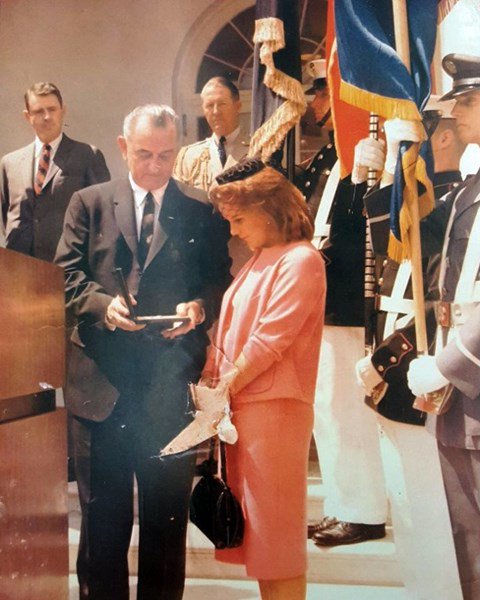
[212,126,240,157]
[128,173,168,239]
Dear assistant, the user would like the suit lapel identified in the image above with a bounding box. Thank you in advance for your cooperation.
[453,170,480,220]
[143,179,175,270]
[113,179,138,256]
[18,143,35,193]
[208,136,222,175]
[42,134,71,189]
[230,133,248,163]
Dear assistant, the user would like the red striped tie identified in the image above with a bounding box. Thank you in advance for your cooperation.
[34,144,51,196]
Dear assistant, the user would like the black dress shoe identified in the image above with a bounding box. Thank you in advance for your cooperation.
[307,516,339,539]
[312,521,386,546]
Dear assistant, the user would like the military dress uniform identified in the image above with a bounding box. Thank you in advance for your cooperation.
[173,128,250,276]
[297,138,388,532]
[415,165,480,600]
[364,170,464,600]
[173,129,248,192]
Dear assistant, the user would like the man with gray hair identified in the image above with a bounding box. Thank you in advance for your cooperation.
[55,104,231,600]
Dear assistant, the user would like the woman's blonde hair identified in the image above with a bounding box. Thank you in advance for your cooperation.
[209,166,314,242]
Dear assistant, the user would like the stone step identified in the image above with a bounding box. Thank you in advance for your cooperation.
[69,574,408,600]
[68,481,401,587]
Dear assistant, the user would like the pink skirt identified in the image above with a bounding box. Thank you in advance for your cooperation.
[215,398,313,580]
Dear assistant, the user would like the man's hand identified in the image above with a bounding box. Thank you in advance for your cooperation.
[161,300,205,339]
[407,356,450,396]
[351,138,386,184]
[105,294,145,332]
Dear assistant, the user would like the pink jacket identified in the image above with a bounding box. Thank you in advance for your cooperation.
[204,241,326,405]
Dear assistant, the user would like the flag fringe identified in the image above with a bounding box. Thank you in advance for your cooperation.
[340,80,422,121]
[248,17,306,161]
[387,144,435,262]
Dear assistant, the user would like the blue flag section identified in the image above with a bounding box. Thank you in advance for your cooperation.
[335,0,438,120]
[334,0,440,261]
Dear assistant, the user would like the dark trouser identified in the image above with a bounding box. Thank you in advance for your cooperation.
[438,442,480,600]
[72,337,202,600]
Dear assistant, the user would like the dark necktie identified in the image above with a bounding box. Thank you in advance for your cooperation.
[218,136,227,167]
[34,143,51,196]
[138,192,155,269]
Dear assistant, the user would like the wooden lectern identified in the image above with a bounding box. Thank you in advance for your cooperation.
[0,248,68,600]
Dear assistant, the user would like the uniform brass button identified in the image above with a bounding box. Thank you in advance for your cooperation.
[389,356,397,364]
[401,343,408,350]
[378,277,384,286]
[319,154,324,160]
[324,169,331,176]
[383,259,388,267]
[305,181,311,188]
[327,144,333,149]
[311,167,316,173]
[378,365,385,372]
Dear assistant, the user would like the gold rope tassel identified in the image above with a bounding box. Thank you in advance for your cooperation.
[248,17,307,162]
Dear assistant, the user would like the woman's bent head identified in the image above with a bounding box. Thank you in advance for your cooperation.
[210,164,314,250]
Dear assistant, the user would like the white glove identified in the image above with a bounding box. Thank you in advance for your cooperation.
[351,138,386,184]
[217,410,238,444]
[407,356,450,396]
[384,118,426,174]
[355,354,384,395]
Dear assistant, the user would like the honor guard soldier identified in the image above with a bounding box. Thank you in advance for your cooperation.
[296,58,388,547]
[403,53,480,600]
[357,95,466,599]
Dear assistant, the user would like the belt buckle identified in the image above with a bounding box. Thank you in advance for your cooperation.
[437,301,451,328]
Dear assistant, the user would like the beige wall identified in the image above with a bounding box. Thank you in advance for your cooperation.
[0,0,214,178]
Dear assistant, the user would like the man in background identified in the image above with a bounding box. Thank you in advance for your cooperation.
[174,76,250,274]
[1,82,110,261]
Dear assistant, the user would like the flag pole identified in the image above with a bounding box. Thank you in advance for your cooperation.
[392,0,428,358]
[392,0,440,413]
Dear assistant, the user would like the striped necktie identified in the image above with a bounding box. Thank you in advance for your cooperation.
[34,144,51,196]
[138,192,155,269]
[218,136,227,167]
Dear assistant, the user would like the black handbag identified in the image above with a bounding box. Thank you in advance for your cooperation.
[189,438,244,549]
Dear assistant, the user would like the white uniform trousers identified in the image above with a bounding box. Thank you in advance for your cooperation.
[378,416,462,600]
[313,325,388,524]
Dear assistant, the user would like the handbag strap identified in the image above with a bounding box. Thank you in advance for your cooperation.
[219,440,227,483]
[209,437,228,484]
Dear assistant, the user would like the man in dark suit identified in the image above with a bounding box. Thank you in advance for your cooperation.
[55,104,231,600]
[1,82,110,262]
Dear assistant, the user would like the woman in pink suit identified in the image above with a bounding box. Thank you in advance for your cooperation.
[204,160,326,600]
